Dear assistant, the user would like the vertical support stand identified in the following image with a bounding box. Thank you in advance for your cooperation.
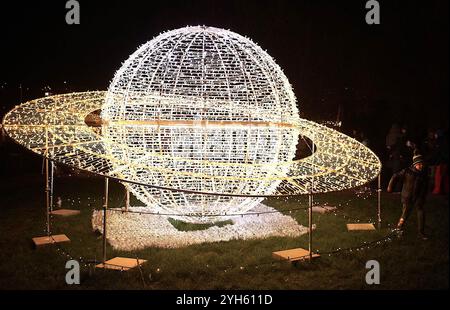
[44,127,50,237]
[125,185,130,212]
[45,157,50,236]
[272,140,320,264]
[377,173,381,229]
[308,185,313,262]
[49,161,54,212]
[31,127,71,248]
[103,177,109,264]
[96,178,147,271]
[308,140,315,262]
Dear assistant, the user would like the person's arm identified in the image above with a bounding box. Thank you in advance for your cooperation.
[387,169,405,192]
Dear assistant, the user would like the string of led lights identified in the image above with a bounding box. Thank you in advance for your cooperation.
[52,230,397,273]
[3,91,380,191]
[2,91,381,221]
[2,26,381,224]
[100,187,376,218]
[47,193,396,278]
[47,186,379,262]
[35,169,377,224]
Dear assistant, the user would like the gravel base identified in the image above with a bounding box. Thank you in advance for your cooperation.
[92,203,311,250]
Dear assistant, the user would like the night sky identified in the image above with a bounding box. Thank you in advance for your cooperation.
[1,0,448,152]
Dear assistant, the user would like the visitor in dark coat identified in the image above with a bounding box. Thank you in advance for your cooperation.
[387,152,429,240]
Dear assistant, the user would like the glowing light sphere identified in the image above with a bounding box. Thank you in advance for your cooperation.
[101,26,301,222]
[2,26,382,226]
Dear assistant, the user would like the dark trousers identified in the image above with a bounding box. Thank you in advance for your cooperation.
[399,202,425,234]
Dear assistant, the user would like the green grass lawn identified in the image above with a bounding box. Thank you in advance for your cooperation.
[0,174,448,289]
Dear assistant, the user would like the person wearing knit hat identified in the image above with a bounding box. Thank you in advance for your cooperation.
[412,153,424,166]
[387,150,429,240]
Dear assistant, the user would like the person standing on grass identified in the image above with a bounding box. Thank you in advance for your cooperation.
[387,151,429,240]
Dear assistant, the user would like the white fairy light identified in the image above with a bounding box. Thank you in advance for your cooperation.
[2,26,381,224]
[101,26,301,222]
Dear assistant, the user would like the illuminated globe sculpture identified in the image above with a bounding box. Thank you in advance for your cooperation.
[101,26,300,222]
[2,26,382,225]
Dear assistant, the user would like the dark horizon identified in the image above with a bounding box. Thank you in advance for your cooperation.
[1,0,448,147]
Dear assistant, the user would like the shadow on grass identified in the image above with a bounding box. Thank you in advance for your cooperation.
[168,218,233,232]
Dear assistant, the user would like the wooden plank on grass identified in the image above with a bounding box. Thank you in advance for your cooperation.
[346,223,376,231]
[32,234,70,246]
[95,257,147,271]
[272,248,320,262]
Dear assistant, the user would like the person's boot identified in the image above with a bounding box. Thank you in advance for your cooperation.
[396,218,405,238]
[396,218,405,230]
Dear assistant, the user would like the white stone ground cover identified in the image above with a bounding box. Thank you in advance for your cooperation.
[92,204,311,250]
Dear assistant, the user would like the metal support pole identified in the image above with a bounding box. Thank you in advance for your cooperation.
[377,173,381,229]
[308,184,313,262]
[125,186,130,212]
[44,127,50,236]
[49,161,54,212]
[102,177,109,264]
[308,140,315,262]
[45,157,50,236]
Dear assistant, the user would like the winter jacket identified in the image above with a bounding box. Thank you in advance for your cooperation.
[388,166,429,205]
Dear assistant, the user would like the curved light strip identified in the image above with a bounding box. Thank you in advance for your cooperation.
[2,26,381,223]
[2,91,381,196]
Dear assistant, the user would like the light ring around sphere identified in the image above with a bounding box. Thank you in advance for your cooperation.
[1,26,382,224]
[101,26,300,222]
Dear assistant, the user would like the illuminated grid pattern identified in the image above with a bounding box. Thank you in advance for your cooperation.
[102,26,300,222]
[2,26,381,223]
